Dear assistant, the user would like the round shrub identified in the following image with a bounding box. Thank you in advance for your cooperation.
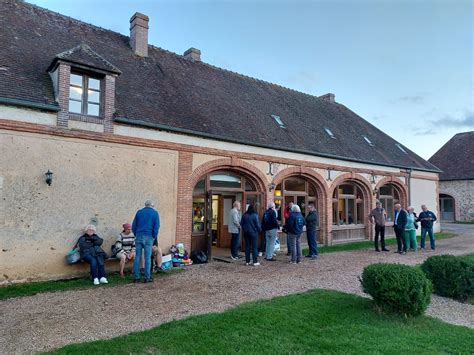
[421,255,474,302]
[361,263,432,316]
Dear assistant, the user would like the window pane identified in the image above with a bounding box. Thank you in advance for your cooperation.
[192,197,205,233]
[386,199,394,222]
[88,78,100,90]
[245,180,255,191]
[285,178,305,192]
[379,185,392,196]
[296,195,306,216]
[70,74,83,87]
[308,184,317,197]
[193,179,205,194]
[340,184,354,195]
[69,100,82,113]
[210,173,241,189]
[333,201,339,225]
[88,90,100,103]
[87,103,100,116]
[356,201,364,224]
[69,86,82,100]
[348,199,355,224]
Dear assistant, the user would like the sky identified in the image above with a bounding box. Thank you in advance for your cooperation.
[29,0,473,160]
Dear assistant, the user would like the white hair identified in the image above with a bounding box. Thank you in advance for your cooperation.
[145,199,154,207]
[408,206,414,211]
[291,205,301,213]
[268,201,275,209]
[85,224,96,232]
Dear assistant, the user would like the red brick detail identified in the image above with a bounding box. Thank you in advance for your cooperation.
[329,173,374,243]
[175,151,193,250]
[375,176,409,208]
[57,63,71,127]
[103,75,116,133]
[271,166,331,243]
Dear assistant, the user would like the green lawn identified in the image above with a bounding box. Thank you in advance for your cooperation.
[304,232,454,255]
[0,269,183,301]
[48,289,474,354]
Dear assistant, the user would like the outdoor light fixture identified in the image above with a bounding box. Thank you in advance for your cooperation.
[45,170,53,186]
[326,168,332,181]
[370,172,376,184]
[269,182,276,192]
[373,187,378,196]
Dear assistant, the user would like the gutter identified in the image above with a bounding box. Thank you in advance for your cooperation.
[0,97,60,112]
[114,116,442,174]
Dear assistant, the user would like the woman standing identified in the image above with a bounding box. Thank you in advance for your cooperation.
[405,207,418,251]
[285,205,306,264]
[79,224,108,285]
[240,205,262,266]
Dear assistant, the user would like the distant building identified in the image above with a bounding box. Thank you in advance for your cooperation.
[429,131,474,222]
[0,0,441,282]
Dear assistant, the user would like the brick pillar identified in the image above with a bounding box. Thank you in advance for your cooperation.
[56,63,71,128]
[103,75,116,133]
[175,152,193,250]
[325,196,333,245]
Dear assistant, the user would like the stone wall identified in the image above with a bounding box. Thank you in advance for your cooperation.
[440,180,474,221]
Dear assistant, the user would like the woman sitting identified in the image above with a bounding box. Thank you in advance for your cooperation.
[78,224,108,285]
[114,223,136,278]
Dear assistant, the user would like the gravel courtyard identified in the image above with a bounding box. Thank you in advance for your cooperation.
[1,224,473,353]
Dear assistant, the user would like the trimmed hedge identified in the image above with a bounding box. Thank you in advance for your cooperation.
[361,263,432,316]
[421,254,474,302]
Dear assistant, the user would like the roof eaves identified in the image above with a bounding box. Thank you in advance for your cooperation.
[114,116,441,173]
[0,97,60,112]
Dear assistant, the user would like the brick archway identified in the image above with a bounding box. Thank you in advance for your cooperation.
[375,176,409,208]
[178,157,269,252]
[271,166,329,244]
[329,173,373,244]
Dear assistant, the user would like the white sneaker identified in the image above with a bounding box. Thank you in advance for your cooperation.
[258,252,263,257]
[93,278,99,285]
[253,262,260,266]
[99,277,108,284]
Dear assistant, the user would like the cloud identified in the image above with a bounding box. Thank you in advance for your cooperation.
[397,95,424,104]
[286,70,318,92]
[414,110,474,135]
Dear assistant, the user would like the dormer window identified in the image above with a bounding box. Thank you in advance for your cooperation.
[69,73,101,116]
[271,114,285,128]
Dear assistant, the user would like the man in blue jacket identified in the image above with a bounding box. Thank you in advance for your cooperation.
[132,199,160,283]
[262,202,279,261]
[285,205,306,264]
[393,203,408,254]
[417,204,437,250]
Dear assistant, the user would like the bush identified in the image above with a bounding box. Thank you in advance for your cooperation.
[361,263,432,316]
[421,254,474,302]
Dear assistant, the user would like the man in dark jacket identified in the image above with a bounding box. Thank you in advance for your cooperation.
[78,224,108,285]
[132,199,160,283]
[285,205,306,264]
[393,203,408,254]
[417,204,437,250]
[262,202,279,261]
[305,203,319,258]
[240,205,262,266]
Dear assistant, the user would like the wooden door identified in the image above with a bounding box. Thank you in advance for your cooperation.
[218,196,235,248]
[206,190,213,259]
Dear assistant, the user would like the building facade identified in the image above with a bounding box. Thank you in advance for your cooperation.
[0,0,441,283]
[429,132,474,222]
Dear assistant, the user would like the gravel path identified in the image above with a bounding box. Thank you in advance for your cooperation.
[1,225,473,353]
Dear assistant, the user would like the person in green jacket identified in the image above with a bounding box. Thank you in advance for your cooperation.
[404,206,418,251]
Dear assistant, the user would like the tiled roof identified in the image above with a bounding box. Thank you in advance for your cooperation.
[0,0,440,172]
[428,131,474,180]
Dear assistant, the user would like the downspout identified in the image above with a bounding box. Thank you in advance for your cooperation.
[406,168,413,206]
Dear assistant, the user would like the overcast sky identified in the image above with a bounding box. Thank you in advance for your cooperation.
[29,0,473,160]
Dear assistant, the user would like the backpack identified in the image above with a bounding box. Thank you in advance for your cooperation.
[190,250,208,264]
[262,209,273,231]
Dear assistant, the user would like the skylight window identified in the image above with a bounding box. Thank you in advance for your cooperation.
[324,128,336,139]
[271,115,285,128]
[396,143,408,154]
[363,136,375,146]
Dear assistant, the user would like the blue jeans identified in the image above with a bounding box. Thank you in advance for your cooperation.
[307,229,318,256]
[265,229,278,259]
[244,232,258,264]
[82,255,106,279]
[288,233,302,262]
[230,232,240,258]
[134,235,153,280]
[420,227,435,250]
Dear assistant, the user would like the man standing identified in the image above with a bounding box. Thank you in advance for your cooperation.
[305,203,319,258]
[369,202,389,252]
[284,202,294,255]
[132,199,160,283]
[417,204,437,250]
[229,201,242,260]
[262,201,279,261]
[393,203,407,254]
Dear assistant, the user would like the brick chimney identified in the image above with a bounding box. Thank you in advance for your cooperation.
[183,48,201,62]
[319,93,335,103]
[130,12,149,57]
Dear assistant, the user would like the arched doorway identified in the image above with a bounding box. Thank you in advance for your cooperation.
[331,179,371,243]
[439,193,455,221]
[191,170,264,257]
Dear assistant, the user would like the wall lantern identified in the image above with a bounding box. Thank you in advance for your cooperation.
[45,170,53,186]
[370,172,376,184]
[268,182,276,192]
[326,168,332,181]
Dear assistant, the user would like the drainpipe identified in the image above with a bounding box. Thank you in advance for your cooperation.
[406,168,413,205]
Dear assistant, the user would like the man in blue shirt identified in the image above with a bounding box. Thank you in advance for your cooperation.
[132,199,160,283]
[393,203,407,254]
[417,204,437,250]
